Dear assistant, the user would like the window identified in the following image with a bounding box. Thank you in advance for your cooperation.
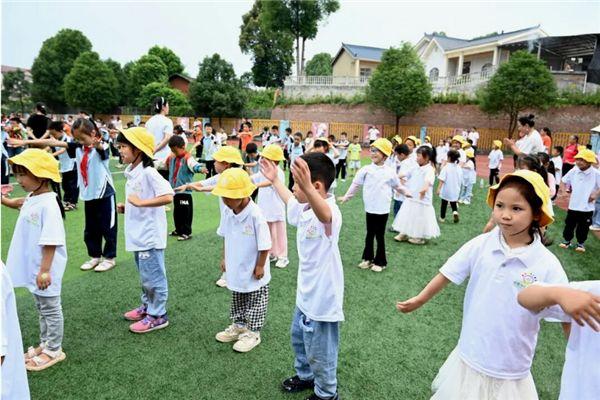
[359,68,372,82]
[429,68,439,82]
[462,61,471,75]
[481,63,493,77]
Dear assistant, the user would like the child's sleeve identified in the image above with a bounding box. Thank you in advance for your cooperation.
[39,201,66,247]
[438,167,447,182]
[148,168,175,197]
[186,157,205,173]
[352,166,367,186]
[439,235,481,284]
[499,151,504,161]
[287,197,303,227]
[424,167,436,186]
[562,168,573,184]
[95,142,111,161]
[254,213,272,252]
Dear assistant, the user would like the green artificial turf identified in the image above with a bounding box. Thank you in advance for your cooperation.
[1,158,598,400]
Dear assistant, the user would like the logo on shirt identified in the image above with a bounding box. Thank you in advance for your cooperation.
[304,224,320,240]
[242,224,254,236]
[25,211,41,227]
[513,271,538,290]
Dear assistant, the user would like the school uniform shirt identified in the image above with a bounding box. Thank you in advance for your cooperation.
[66,141,114,201]
[252,168,286,222]
[145,114,174,161]
[462,160,476,185]
[202,134,220,161]
[435,145,448,164]
[336,140,349,159]
[52,134,76,173]
[458,148,467,164]
[6,192,67,297]
[468,130,480,146]
[217,200,272,293]
[405,163,436,205]
[439,163,463,202]
[165,152,203,193]
[516,130,545,155]
[287,195,344,322]
[395,157,418,201]
[288,143,305,165]
[347,143,361,161]
[439,227,568,380]
[123,164,174,252]
[551,156,563,182]
[352,163,401,214]
[326,149,338,165]
[1,265,30,400]
[562,166,600,212]
[488,149,504,170]
[384,155,398,170]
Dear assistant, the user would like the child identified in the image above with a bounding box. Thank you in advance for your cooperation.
[437,149,462,223]
[458,148,476,204]
[116,127,174,333]
[212,168,271,353]
[287,132,305,190]
[282,127,293,170]
[488,140,503,186]
[195,123,220,178]
[312,138,339,193]
[2,149,67,371]
[335,132,349,182]
[252,145,288,268]
[244,142,260,200]
[559,149,600,252]
[404,136,418,160]
[435,139,448,173]
[239,122,254,153]
[443,135,467,167]
[48,121,79,211]
[260,152,343,400]
[518,281,600,400]
[392,144,417,218]
[163,135,206,241]
[304,131,314,150]
[551,146,563,200]
[393,146,439,245]
[347,136,362,177]
[398,170,568,399]
[339,138,403,272]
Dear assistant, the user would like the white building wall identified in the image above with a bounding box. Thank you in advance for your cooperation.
[423,43,447,77]
[464,51,494,74]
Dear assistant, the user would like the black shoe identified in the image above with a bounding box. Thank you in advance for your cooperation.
[169,230,179,237]
[282,375,314,393]
[305,392,339,400]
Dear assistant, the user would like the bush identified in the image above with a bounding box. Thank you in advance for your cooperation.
[556,89,600,106]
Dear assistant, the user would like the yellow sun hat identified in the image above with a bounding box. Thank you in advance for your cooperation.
[315,137,330,144]
[405,136,418,145]
[213,146,244,165]
[425,136,431,142]
[9,148,61,183]
[574,149,597,164]
[451,135,466,144]
[465,148,475,158]
[211,167,256,199]
[493,140,503,149]
[486,170,553,227]
[261,144,285,161]
[371,138,393,156]
[391,135,402,144]
[120,127,155,158]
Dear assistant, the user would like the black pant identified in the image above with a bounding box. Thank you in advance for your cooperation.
[440,199,458,219]
[62,166,79,205]
[288,169,295,191]
[1,153,8,185]
[563,210,593,244]
[489,168,500,186]
[84,195,117,258]
[173,193,193,236]
[51,181,63,204]
[336,159,347,180]
[205,160,216,178]
[362,212,388,266]
[552,184,559,201]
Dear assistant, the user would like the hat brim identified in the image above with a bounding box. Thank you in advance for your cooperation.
[8,153,62,183]
[120,130,154,159]
[211,185,256,199]
[574,155,597,164]
[371,144,391,156]
[486,180,553,227]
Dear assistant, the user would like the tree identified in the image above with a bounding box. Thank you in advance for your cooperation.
[148,46,185,77]
[366,43,432,133]
[479,50,557,137]
[136,82,193,116]
[104,58,127,106]
[189,54,246,122]
[1,69,32,114]
[122,61,137,106]
[305,52,332,76]
[63,51,119,113]
[262,0,340,76]
[128,55,169,102]
[239,0,294,87]
[31,29,92,109]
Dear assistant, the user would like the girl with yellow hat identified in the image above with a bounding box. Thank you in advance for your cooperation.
[2,149,68,371]
[115,128,175,334]
[488,140,504,186]
[458,148,477,205]
[398,169,568,399]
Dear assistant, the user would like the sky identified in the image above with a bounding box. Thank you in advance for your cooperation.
[2,0,599,77]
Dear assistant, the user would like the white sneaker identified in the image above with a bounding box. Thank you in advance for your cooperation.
[394,234,409,242]
[357,260,372,269]
[268,255,277,263]
[80,258,100,271]
[463,200,471,205]
[438,218,445,223]
[453,211,460,223]
[94,258,116,272]
[408,237,426,245]
[215,275,227,288]
[370,265,386,272]
[341,179,346,182]
[275,257,289,269]
[233,331,261,352]
[216,324,248,343]
[590,225,600,231]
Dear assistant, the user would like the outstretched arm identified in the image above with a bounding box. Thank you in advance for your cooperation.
[8,137,67,148]
[260,158,293,204]
[396,273,450,313]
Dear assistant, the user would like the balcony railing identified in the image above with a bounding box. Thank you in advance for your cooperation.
[284,75,370,86]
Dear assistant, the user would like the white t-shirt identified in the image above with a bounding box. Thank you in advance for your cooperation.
[145,114,174,161]
[462,160,476,185]
[217,200,271,293]
[368,128,380,141]
[252,168,286,222]
[562,166,600,212]
[468,130,480,146]
[123,164,174,251]
[200,173,227,215]
[517,130,545,155]
[405,163,436,205]
[395,157,419,201]
[551,156,563,183]
[435,145,448,164]
[488,149,504,170]
[6,192,67,297]
[352,163,401,214]
[438,163,463,202]
[1,265,31,400]
[288,196,344,322]
[440,227,568,379]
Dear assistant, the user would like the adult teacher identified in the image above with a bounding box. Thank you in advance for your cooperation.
[503,114,545,167]
[26,103,50,138]
[145,96,173,180]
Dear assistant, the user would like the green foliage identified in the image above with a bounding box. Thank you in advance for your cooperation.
[245,88,277,109]
[277,92,366,106]
[104,59,127,106]
[148,46,185,77]
[239,0,294,87]
[432,92,478,105]
[1,69,33,114]
[128,55,169,103]
[189,54,246,117]
[31,29,92,109]
[305,52,333,76]
[366,43,432,130]
[479,50,557,136]
[121,61,137,106]
[556,89,600,106]
[136,82,193,116]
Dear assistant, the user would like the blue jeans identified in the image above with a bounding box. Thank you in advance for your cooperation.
[134,249,168,317]
[393,200,403,216]
[459,183,473,202]
[291,307,339,398]
[592,197,600,227]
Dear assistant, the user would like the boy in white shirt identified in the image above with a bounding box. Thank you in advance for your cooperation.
[551,146,563,200]
[213,168,271,353]
[488,140,504,186]
[260,152,343,400]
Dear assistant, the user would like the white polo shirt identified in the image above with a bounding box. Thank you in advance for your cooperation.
[488,149,504,170]
[438,163,463,202]
[440,227,568,379]
[288,195,344,322]
[123,164,174,251]
[6,192,67,297]
[562,166,600,212]
[145,114,173,161]
[517,130,545,155]
[217,200,272,293]
[395,158,418,201]
[352,163,401,214]
[405,164,435,205]
[468,130,480,146]
[252,168,286,222]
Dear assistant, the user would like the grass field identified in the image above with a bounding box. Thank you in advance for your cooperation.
[2,158,599,400]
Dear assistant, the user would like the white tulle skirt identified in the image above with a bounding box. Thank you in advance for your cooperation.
[431,347,538,400]
[392,198,440,239]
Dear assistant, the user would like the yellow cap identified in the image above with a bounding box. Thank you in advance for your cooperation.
[261,144,284,161]
[9,148,61,183]
[213,146,244,165]
[405,136,418,145]
[493,140,503,149]
[391,135,402,144]
[120,127,155,159]
[211,168,256,199]
[487,170,553,227]
[574,149,597,164]
[465,148,475,158]
[371,138,393,156]
[315,137,330,145]
[425,136,431,141]
[451,135,466,144]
